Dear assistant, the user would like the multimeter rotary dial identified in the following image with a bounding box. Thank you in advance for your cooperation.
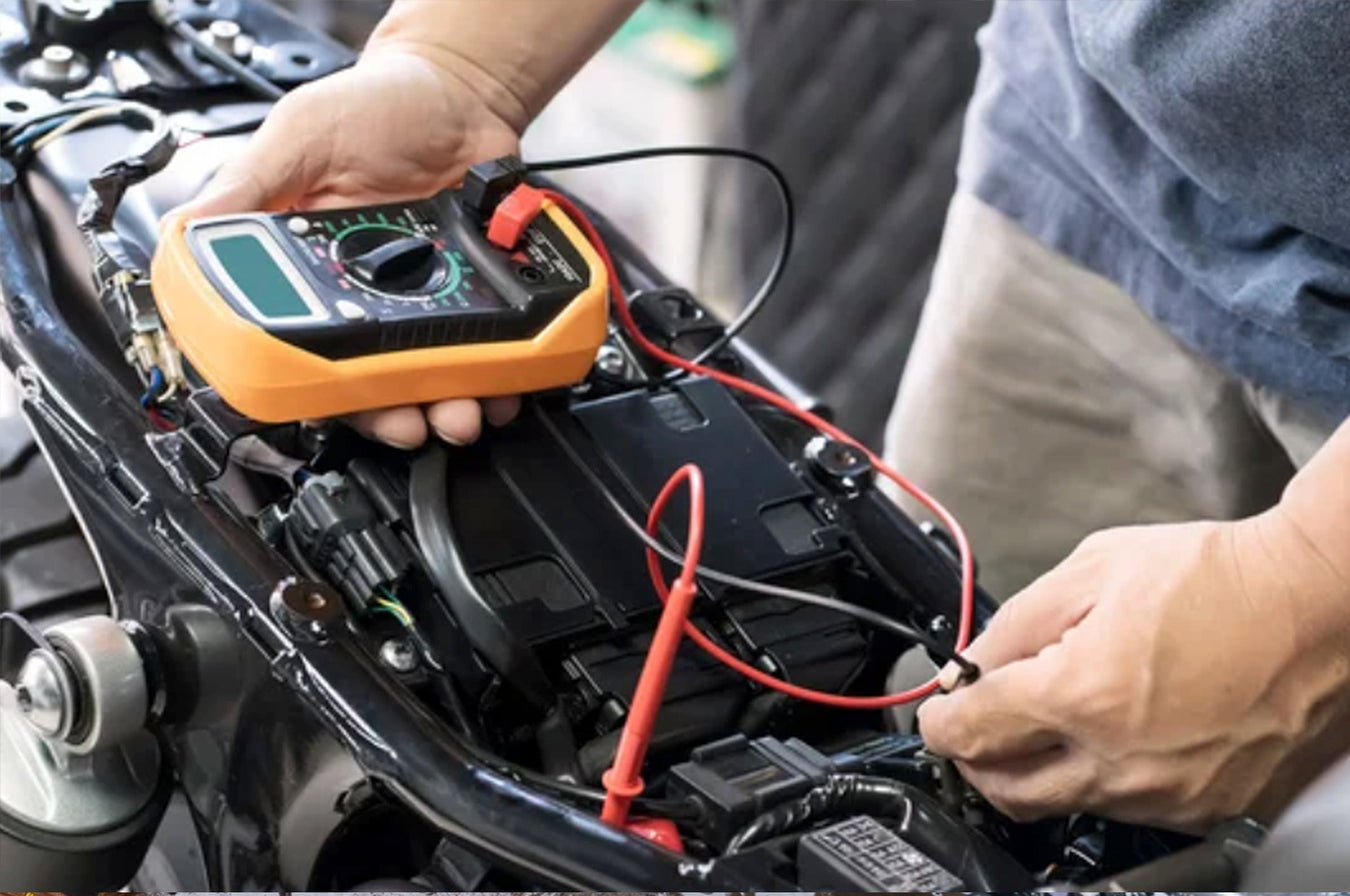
[331,223,460,299]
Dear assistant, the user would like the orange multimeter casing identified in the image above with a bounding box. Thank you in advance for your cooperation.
[150,190,608,423]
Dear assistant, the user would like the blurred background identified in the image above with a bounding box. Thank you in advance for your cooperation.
[2,0,992,449]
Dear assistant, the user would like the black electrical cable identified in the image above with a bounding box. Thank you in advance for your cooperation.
[282,524,324,583]
[525,146,794,372]
[182,115,268,138]
[408,443,556,713]
[149,0,286,101]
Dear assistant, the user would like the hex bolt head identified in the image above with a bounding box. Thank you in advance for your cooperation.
[379,639,417,673]
[595,344,626,376]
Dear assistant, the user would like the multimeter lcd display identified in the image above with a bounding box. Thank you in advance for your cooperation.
[211,234,311,319]
[198,221,328,325]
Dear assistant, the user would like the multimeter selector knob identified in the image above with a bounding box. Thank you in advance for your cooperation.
[336,229,444,294]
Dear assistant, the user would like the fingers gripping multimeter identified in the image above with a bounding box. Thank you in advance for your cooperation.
[151,181,608,423]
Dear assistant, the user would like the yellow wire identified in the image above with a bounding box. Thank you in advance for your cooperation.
[375,597,412,627]
[31,103,150,153]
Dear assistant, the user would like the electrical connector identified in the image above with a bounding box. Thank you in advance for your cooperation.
[797,815,963,891]
[486,183,546,249]
[285,471,411,610]
[459,155,527,219]
[665,734,839,849]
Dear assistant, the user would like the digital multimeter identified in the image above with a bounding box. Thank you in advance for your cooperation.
[150,190,608,423]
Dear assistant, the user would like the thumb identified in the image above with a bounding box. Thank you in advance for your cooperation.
[919,648,1070,762]
[939,561,1097,689]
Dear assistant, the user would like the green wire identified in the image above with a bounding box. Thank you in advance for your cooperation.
[372,586,413,627]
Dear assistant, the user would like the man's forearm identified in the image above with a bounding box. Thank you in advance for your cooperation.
[364,0,643,135]
[1280,413,1350,587]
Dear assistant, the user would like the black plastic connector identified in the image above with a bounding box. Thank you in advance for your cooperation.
[666,734,838,849]
[459,155,528,219]
[286,471,411,609]
[798,814,964,891]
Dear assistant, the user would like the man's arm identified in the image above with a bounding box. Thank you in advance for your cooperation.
[365,0,644,135]
[1277,414,1350,587]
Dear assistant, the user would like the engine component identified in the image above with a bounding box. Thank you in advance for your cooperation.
[797,814,962,891]
[0,678,172,890]
[202,18,254,61]
[13,646,73,738]
[22,0,115,46]
[18,42,91,90]
[0,614,173,890]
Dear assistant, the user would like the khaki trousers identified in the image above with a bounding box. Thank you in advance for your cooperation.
[882,192,1340,603]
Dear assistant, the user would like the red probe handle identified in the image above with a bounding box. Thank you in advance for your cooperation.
[600,464,706,827]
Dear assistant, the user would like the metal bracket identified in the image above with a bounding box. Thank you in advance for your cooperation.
[0,611,50,684]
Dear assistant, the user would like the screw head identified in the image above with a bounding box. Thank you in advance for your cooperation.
[15,649,74,739]
[208,18,240,40]
[379,639,417,673]
[595,344,626,376]
[41,44,74,64]
[271,578,345,638]
[804,434,873,489]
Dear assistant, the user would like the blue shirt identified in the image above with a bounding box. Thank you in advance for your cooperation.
[964,0,1350,419]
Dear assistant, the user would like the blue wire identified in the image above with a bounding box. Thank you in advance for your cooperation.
[140,367,165,408]
[3,116,69,152]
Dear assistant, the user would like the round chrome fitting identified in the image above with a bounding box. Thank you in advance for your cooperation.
[19,43,91,90]
[14,648,76,741]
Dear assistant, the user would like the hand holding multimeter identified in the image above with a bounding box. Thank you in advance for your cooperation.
[151,48,538,446]
[152,158,609,425]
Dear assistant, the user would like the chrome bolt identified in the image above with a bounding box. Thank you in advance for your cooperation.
[20,43,90,89]
[379,639,417,673]
[596,345,626,376]
[208,19,239,45]
[15,649,75,740]
[206,19,252,59]
[40,44,75,75]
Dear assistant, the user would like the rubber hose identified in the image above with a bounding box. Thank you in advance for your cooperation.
[408,443,554,713]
